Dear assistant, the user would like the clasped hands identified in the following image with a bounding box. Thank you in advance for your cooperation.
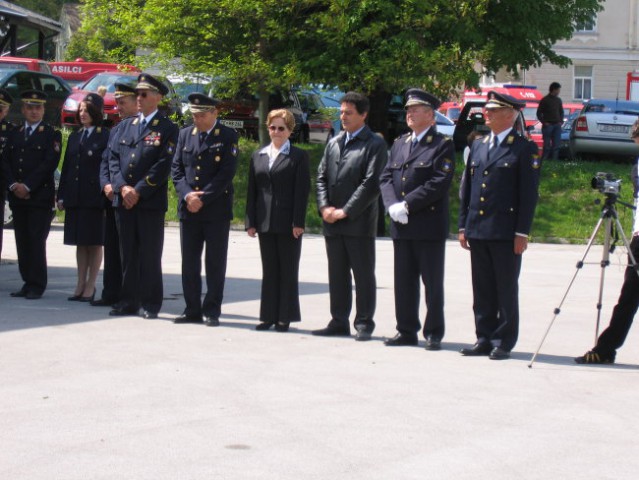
[321,206,347,224]
[388,202,408,224]
[11,183,30,200]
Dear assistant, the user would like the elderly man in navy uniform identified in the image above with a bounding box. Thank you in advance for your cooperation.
[171,93,239,326]
[3,90,62,299]
[458,91,541,360]
[0,88,14,263]
[380,89,455,350]
[108,73,178,319]
[92,82,138,307]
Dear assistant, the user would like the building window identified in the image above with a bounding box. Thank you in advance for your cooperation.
[574,66,593,100]
[575,15,597,33]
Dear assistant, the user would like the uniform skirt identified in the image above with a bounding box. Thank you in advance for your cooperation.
[63,207,105,246]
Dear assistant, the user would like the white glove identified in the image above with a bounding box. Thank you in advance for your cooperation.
[388,202,408,224]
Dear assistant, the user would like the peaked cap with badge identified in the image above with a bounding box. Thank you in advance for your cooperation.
[135,73,169,96]
[485,91,525,110]
[188,93,218,113]
[83,92,104,111]
[114,82,137,99]
[21,90,47,105]
[404,88,441,110]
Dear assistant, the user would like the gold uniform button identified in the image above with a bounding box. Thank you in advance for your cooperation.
[18,168,22,172]
[195,176,199,181]
[479,210,484,215]
[128,174,133,179]
[402,177,406,181]
[198,156,202,160]
[131,154,135,158]
[483,171,488,176]
[401,192,405,197]
[480,197,485,202]
[129,163,133,167]
[481,183,486,188]
[195,186,200,191]
[196,166,201,170]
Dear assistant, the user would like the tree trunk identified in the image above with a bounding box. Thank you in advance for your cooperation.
[366,89,392,145]
[258,88,269,146]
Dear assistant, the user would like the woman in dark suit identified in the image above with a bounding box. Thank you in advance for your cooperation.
[246,109,311,331]
[57,93,110,301]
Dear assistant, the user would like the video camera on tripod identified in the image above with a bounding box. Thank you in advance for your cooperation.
[591,172,622,197]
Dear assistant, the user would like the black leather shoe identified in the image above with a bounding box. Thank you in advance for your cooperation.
[204,316,220,327]
[109,306,139,316]
[78,292,95,303]
[68,294,82,301]
[460,342,492,356]
[10,290,27,298]
[384,333,418,346]
[274,322,289,332]
[355,327,372,341]
[574,350,615,364]
[173,314,202,324]
[311,325,350,337]
[255,322,274,331]
[489,347,511,360]
[424,336,442,351]
[142,310,158,320]
[90,298,116,307]
[25,292,42,300]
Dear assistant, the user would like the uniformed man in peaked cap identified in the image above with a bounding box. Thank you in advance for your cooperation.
[0,88,14,262]
[458,91,541,360]
[171,93,239,326]
[380,88,455,350]
[107,73,178,319]
[92,82,138,308]
[3,90,62,299]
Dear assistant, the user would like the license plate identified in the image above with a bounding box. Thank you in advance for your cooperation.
[220,119,244,129]
[600,124,628,133]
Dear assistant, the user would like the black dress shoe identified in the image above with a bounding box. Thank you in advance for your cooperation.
[109,306,139,316]
[384,333,418,346]
[311,325,350,337]
[274,322,289,332]
[355,327,372,341]
[424,336,442,351]
[255,322,274,331]
[68,294,82,301]
[460,342,493,356]
[173,314,203,324]
[142,310,158,320]
[78,292,95,303]
[574,350,615,364]
[204,316,220,327]
[25,292,42,300]
[90,298,116,307]
[10,290,27,298]
[489,347,511,360]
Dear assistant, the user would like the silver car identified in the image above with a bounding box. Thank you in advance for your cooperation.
[569,99,639,160]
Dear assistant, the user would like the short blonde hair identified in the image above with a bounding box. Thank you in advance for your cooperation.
[266,108,295,132]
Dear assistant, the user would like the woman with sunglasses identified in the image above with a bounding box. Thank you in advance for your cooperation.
[245,109,311,331]
[57,93,110,302]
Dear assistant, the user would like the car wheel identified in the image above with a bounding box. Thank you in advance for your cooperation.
[3,199,13,229]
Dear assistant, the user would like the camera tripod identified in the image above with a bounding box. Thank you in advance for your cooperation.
[528,194,638,368]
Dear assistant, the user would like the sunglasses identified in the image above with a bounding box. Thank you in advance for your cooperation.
[268,125,287,132]
[137,92,150,98]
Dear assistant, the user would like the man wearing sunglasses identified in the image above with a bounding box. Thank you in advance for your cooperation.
[171,93,239,327]
[108,73,179,320]
[314,91,388,341]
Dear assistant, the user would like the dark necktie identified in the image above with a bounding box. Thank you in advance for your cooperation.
[25,126,32,140]
[81,129,89,145]
[139,118,147,135]
[199,131,207,147]
[409,137,418,152]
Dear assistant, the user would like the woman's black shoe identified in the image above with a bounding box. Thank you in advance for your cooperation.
[275,322,289,332]
[255,322,274,331]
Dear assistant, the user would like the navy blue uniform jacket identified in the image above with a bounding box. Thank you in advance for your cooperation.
[58,127,110,208]
[171,122,239,222]
[380,130,455,241]
[459,132,540,240]
[3,123,62,209]
[108,114,178,211]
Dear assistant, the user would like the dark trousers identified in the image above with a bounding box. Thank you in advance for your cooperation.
[0,198,4,261]
[257,232,302,323]
[115,208,165,313]
[12,206,51,295]
[100,207,122,303]
[594,236,639,357]
[325,235,376,332]
[469,239,522,351]
[542,123,562,160]
[180,219,230,319]
[393,239,445,339]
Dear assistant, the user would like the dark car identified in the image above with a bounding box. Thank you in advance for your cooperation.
[216,89,307,143]
[61,72,183,128]
[0,68,71,126]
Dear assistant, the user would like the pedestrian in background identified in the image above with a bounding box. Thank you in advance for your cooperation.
[246,109,310,332]
[57,93,110,302]
[536,82,563,160]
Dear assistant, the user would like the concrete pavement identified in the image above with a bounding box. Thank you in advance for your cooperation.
[1,226,638,479]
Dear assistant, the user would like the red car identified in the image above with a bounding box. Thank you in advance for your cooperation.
[61,72,182,128]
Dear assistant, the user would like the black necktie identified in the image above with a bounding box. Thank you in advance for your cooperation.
[410,137,418,152]
[81,129,89,145]
[25,126,32,140]
[199,131,207,146]
[139,118,147,135]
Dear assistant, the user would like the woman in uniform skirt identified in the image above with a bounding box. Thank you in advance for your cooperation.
[246,109,311,331]
[57,93,110,301]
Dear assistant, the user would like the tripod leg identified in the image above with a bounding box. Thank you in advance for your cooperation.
[593,216,612,341]
[528,215,606,368]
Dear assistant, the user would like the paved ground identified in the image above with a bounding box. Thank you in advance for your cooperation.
[1,226,639,479]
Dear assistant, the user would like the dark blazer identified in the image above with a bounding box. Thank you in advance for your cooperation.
[58,126,110,208]
[171,121,239,222]
[381,129,455,241]
[108,113,179,211]
[0,120,15,198]
[316,125,388,237]
[245,143,310,234]
[3,123,62,209]
[459,131,540,240]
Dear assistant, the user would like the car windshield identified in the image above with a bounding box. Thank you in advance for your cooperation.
[0,70,14,82]
[81,73,137,93]
[522,107,538,122]
[435,111,454,126]
[173,81,210,100]
[585,100,639,115]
